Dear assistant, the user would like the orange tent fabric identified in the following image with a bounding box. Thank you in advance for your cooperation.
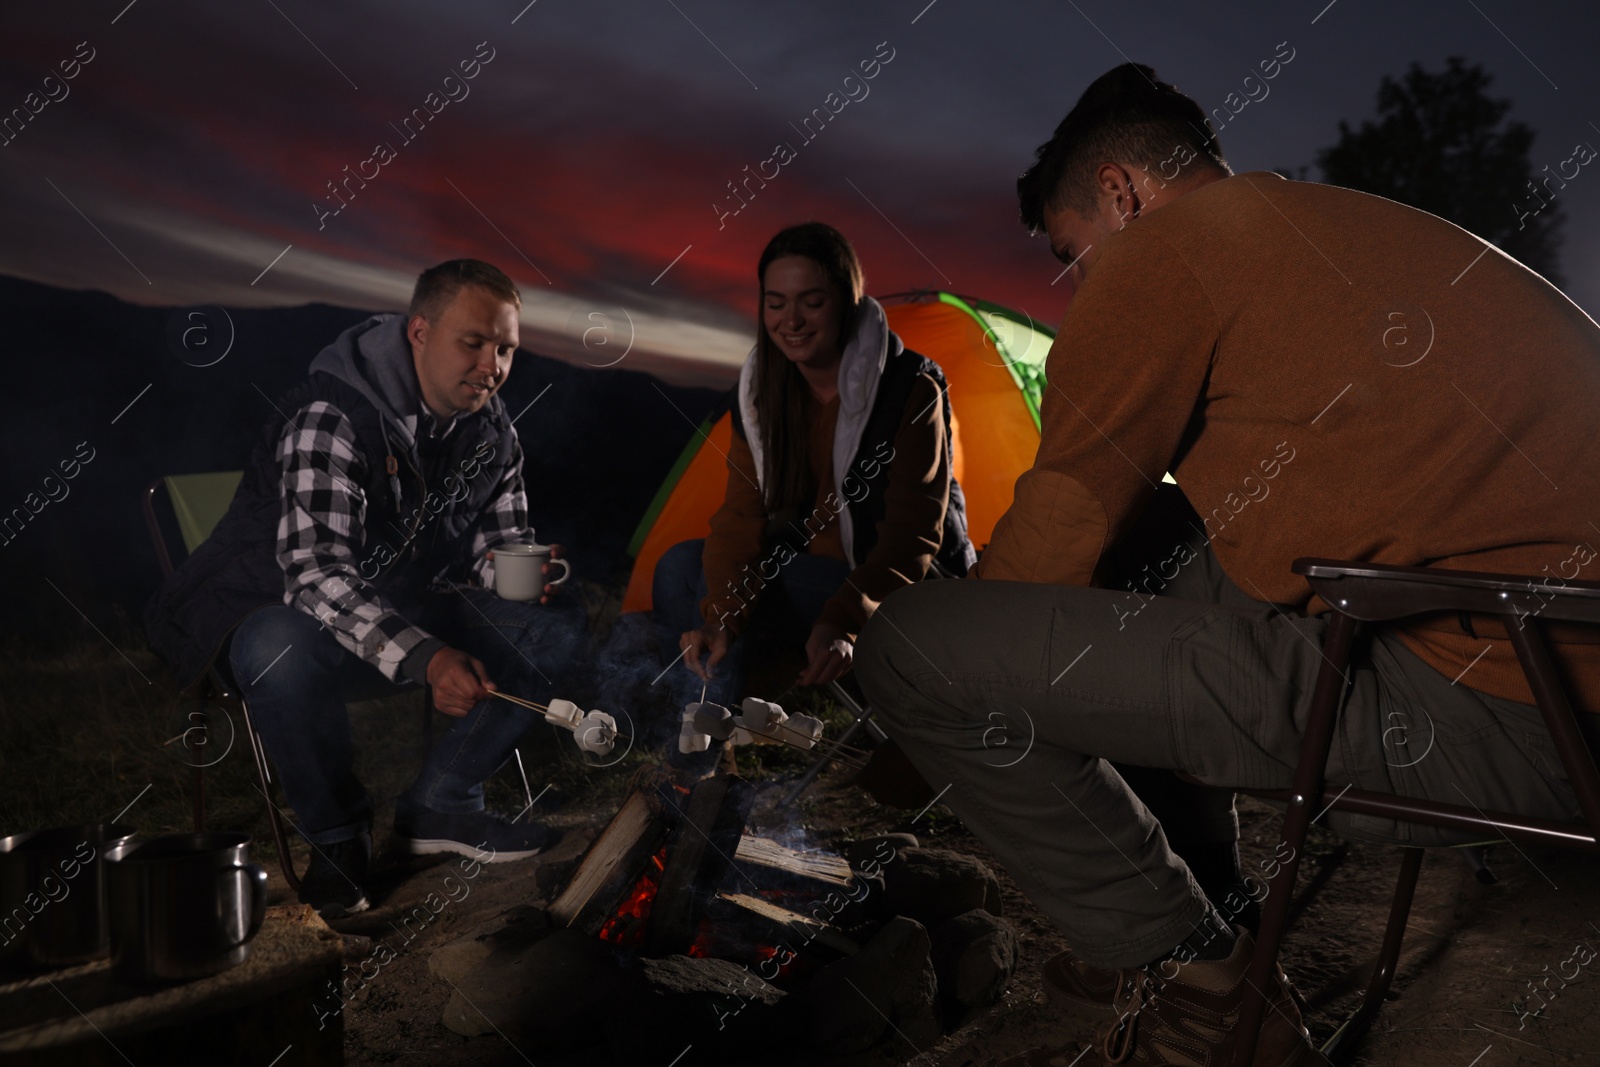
[884,299,1043,550]
[621,294,1050,612]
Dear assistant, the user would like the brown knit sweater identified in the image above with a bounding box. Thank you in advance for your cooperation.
[976,171,1600,709]
[701,373,950,637]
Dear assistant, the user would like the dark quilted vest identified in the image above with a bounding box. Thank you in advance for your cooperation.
[144,373,516,687]
[735,348,976,577]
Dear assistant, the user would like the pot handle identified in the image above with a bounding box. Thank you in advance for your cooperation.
[219,863,270,949]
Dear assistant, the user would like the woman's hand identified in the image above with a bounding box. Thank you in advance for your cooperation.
[682,625,732,683]
[798,622,853,686]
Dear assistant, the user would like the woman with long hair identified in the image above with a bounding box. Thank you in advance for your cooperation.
[652,221,974,713]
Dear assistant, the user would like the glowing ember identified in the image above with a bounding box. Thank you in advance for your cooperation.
[598,847,669,946]
[755,943,796,980]
[686,928,715,958]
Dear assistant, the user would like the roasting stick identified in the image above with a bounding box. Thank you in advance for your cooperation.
[488,690,634,743]
[687,677,862,756]
[769,725,869,764]
[488,690,549,713]
[775,720,870,760]
[757,731,866,770]
[681,695,870,768]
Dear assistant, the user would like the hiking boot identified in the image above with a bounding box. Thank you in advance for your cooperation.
[1042,946,1133,1012]
[393,808,558,861]
[1095,930,1312,1066]
[299,831,372,920]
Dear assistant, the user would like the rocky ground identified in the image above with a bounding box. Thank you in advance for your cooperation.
[5,634,1593,1066]
[272,696,1600,1067]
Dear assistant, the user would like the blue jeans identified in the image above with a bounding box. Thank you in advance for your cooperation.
[228,587,586,845]
[651,538,851,716]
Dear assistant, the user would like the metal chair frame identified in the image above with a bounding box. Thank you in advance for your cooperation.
[1229,557,1600,1066]
[779,679,889,806]
[143,476,436,892]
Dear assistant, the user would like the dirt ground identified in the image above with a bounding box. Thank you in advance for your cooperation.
[3,632,1596,1066]
[271,696,1600,1067]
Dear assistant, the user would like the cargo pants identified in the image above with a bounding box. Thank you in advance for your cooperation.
[854,488,1579,968]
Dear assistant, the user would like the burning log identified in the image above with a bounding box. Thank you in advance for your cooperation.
[646,775,756,955]
[708,892,861,958]
[548,790,670,934]
[547,774,761,953]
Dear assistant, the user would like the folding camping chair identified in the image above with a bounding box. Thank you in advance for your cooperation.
[1224,558,1600,1066]
[143,472,442,891]
[780,679,889,805]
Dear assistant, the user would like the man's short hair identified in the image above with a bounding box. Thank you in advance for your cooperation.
[1017,63,1229,232]
[408,259,521,322]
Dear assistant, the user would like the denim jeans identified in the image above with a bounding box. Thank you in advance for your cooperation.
[228,587,586,845]
[651,538,851,716]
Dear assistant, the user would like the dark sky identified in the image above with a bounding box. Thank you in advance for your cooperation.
[3,0,1598,385]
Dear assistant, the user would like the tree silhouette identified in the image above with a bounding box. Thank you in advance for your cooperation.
[1318,57,1565,286]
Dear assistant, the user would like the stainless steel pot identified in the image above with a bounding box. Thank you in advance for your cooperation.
[107,832,268,983]
[0,822,138,970]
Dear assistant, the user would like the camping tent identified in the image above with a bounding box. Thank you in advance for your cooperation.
[620,291,1055,613]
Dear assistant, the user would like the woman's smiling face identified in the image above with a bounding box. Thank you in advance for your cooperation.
[762,255,846,369]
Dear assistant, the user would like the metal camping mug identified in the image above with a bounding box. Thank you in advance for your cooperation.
[106,832,268,983]
[0,823,138,970]
[493,542,572,601]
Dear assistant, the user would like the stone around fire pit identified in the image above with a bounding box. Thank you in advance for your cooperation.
[844,833,918,871]
[882,847,1004,929]
[930,909,1019,1021]
[429,905,552,985]
[807,916,940,1056]
[439,927,624,1049]
[605,954,797,1064]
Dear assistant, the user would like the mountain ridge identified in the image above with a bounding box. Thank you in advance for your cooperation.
[0,275,724,645]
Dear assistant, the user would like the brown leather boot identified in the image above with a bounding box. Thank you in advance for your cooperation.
[1001,934,1312,1066]
[1095,931,1313,1066]
[1041,947,1130,1012]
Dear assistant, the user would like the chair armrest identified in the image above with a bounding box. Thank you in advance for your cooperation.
[1294,557,1600,625]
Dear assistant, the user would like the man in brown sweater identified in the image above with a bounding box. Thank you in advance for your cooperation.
[855,63,1597,1066]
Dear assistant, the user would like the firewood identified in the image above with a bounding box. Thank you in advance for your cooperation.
[709,892,860,957]
[549,790,669,933]
[733,836,857,895]
[647,775,756,955]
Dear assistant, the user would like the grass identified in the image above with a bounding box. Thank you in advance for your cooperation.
[0,596,648,863]
[0,626,235,841]
[0,587,861,861]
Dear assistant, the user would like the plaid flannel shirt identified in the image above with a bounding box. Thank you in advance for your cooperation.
[276,400,530,682]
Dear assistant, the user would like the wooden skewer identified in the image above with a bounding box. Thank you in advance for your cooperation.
[801,741,868,769]
[489,690,549,713]
[760,732,866,771]
[775,721,871,759]
[490,690,635,747]
[492,690,851,764]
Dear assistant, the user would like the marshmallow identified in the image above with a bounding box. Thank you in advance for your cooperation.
[575,710,617,756]
[543,698,584,731]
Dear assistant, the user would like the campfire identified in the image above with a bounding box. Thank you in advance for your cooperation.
[546,768,864,967]
[434,696,1021,1063]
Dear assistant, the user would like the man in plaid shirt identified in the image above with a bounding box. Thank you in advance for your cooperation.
[147,259,584,918]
